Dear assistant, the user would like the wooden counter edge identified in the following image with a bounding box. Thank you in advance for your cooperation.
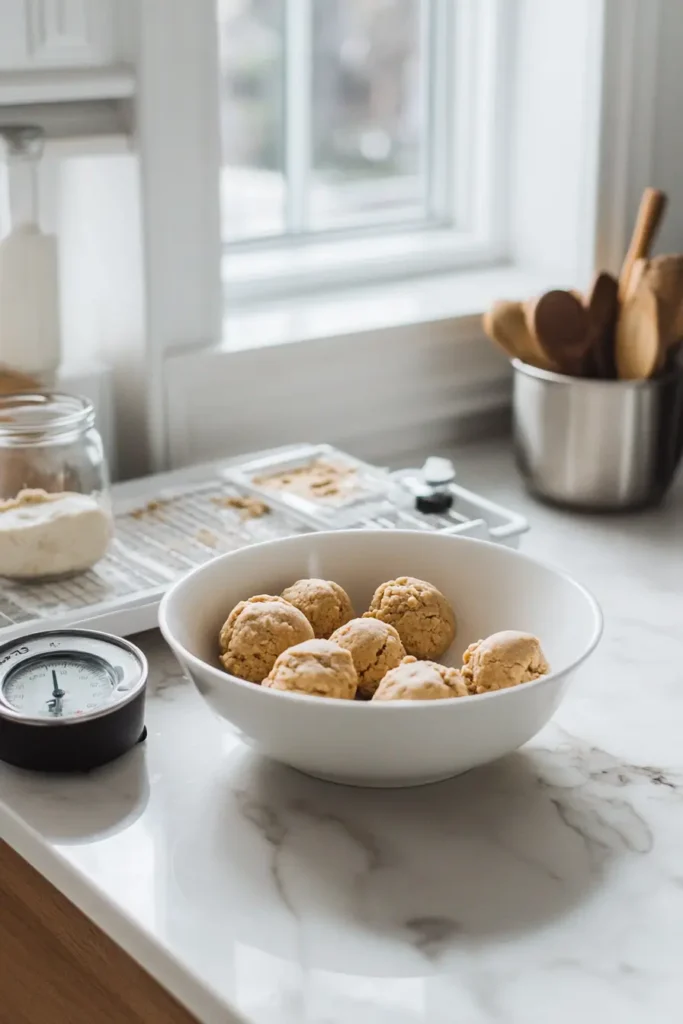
[0,839,199,1023]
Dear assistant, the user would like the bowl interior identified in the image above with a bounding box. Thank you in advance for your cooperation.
[161,531,601,681]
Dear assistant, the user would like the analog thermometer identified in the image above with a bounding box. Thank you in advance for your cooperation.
[0,629,147,771]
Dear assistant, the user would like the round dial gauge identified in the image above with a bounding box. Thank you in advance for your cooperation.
[0,629,148,772]
[4,654,117,719]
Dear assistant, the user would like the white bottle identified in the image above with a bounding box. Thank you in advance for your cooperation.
[0,127,61,386]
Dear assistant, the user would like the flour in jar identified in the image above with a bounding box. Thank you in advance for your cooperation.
[0,489,112,580]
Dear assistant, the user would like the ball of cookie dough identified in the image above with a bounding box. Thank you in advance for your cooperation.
[364,576,456,659]
[330,617,405,699]
[462,630,550,694]
[372,656,468,702]
[280,578,354,638]
[219,595,314,683]
[263,638,357,699]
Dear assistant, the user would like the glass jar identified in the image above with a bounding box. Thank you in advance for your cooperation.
[0,392,113,581]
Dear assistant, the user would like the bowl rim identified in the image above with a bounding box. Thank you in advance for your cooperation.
[158,530,604,710]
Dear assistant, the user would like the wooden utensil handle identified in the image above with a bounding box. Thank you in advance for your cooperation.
[618,188,667,301]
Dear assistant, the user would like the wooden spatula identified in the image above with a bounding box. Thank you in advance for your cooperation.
[526,290,589,376]
[644,255,683,349]
[483,302,523,358]
[618,187,667,302]
[584,272,619,378]
[483,300,554,368]
[615,275,663,379]
[624,257,648,303]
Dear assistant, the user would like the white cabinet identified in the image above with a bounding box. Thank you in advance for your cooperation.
[0,1,116,69]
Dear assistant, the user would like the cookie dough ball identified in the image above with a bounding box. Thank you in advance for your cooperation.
[462,630,550,694]
[330,617,405,699]
[263,639,357,699]
[372,657,468,702]
[364,577,456,659]
[281,578,354,638]
[219,595,314,683]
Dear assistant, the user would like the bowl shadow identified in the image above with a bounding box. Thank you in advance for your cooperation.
[172,740,644,974]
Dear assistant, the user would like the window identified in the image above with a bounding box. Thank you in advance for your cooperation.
[0,0,649,475]
[217,0,506,296]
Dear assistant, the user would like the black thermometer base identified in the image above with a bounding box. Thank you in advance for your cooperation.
[0,692,146,773]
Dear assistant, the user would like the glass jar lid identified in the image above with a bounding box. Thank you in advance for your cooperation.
[0,393,95,446]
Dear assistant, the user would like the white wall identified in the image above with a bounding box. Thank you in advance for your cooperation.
[593,0,683,274]
[58,154,149,479]
[649,1,683,255]
[508,0,605,290]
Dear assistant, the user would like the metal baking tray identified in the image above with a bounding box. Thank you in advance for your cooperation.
[0,445,528,643]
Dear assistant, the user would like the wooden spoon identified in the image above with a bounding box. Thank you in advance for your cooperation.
[483,300,553,368]
[615,275,663,379]
[583,272,619,378]
[526,290,589,376]
[618,187,667,302]
[643,254,683,348]
[482,302,522,358]
[624,257,648,303]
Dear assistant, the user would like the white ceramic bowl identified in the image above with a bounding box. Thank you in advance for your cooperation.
[159,530,602,787]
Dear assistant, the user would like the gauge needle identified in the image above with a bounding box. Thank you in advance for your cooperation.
[47,669,65,714]
[51,669,65,699]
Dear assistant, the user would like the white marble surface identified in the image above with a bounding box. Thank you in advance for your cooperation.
[2,440,683,1024]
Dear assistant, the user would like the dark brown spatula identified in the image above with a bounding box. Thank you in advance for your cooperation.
[584,272,619,378]
[526,290,589,376]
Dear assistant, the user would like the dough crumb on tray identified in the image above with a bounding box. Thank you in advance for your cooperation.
[130,499,168,520]
[212,495,270,519]
[253,458,359,503]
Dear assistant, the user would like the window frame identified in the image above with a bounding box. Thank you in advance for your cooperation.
[132,0,634,473]
[220,0,513,304]
[0,0,667,477]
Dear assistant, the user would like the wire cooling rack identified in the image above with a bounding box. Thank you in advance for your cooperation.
[0,445,528,643]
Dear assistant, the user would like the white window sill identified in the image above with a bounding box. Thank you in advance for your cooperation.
[164,263,567,469]
[223,227,502,305]
[220,263,567,354]
[0,66,135,105]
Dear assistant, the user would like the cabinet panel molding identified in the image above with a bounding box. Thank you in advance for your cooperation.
[0,1,115,68]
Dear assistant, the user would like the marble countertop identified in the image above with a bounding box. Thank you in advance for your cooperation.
[1,440,682,1024]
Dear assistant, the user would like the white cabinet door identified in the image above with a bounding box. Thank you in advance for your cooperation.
[0,0,115,68]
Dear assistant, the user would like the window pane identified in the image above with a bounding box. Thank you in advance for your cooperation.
[310,0,426,231]
[218,0,285,241]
